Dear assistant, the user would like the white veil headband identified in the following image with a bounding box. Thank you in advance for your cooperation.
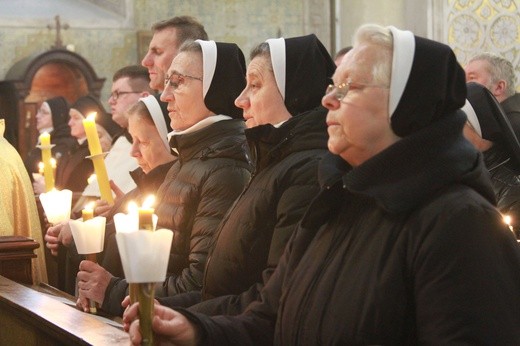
[388,26,415,119]
[196,39,217,98]
[461,99,482,137]
[266,37,286,100]
[139,95,169,151]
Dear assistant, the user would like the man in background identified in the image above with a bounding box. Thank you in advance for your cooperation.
[465,52,520,136]
[141,16,208,92]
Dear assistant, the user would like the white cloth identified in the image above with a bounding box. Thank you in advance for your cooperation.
[82,135,138,197]
[167,115,232,155]
[196,40,217,98]
[388,26,415,118]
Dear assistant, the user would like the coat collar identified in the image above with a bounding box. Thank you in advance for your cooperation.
[245,106,328,170]
[169,119,248,164]
[315,111,495,216]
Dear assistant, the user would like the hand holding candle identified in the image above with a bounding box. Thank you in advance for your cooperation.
[69,211,106,314]
[83,113,113,204]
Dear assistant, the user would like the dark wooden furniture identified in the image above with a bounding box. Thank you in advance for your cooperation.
[0,275,129,345]
[0,235,39,284]
[0,48,105,159]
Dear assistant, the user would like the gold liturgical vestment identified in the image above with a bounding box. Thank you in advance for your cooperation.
[0,119,48,284]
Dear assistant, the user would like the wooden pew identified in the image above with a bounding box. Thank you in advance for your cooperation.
[0,235,39,284]
[0,275,129,345]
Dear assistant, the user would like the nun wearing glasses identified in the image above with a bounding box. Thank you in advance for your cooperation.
[77,40,252,316]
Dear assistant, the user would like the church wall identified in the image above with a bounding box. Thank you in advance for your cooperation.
[335,0,519,92]
[0,0,518,109]
[0,0,312,109]
[336,0,407,49]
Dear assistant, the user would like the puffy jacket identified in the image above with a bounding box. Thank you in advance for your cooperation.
[483,145,520,232]
[103,119,252,315]
[502,93,520,139]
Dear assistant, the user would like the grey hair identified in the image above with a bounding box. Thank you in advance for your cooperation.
[249,42,273,72]
[250,42,270,60]
[178,39,203,55]
[468,52,516,97]
[352,24,393,86]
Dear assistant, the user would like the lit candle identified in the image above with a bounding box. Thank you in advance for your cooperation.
[82,113,113,204]
[138,195,155,231]
[503,214,515,233]
[39,131,55,191]
[82,202,95,221]
[39,188,73,225]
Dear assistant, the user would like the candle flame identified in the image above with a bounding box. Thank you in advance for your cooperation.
[87,174,97,184]
[84,201,95,211]
[38,162,45,173]
[142,195,155,209]
[127,201,138,214]
[87,112,97,121]
[504,214,512,226]
[50,158,57,168]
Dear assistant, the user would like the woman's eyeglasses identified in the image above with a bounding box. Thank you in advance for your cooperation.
[164,72,203,90]
[325,78,388,102]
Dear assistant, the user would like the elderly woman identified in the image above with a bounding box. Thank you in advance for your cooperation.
[462,81,520,235]
[26,96,75,181]
[155,34,336,315]
[76,40,252,316]
[46,94,173,294]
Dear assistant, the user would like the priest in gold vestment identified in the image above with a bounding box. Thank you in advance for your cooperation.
[0,119,47,284]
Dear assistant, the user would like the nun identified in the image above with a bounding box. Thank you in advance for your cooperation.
[76,40,253,316]
[462,81,520,234]
[25,96,75,180]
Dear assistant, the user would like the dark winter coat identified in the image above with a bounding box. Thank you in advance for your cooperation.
[160,107,328,314]
[483,145,520,232]
[102,119,252,315]
[502,92,520,138]
[54,140,93,192]
[187,112,520,345]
